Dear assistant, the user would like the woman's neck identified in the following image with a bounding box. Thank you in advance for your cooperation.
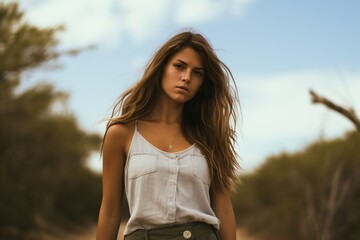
[146,96,184,124]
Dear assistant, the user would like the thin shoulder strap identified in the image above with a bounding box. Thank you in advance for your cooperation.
[127,120,138,156]
[134,120,138,131]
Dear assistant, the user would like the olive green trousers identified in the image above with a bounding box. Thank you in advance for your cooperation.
[123,221,219,240]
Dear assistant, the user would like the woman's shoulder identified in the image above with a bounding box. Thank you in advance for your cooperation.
[106,121,135,137]
[105,121,136,152]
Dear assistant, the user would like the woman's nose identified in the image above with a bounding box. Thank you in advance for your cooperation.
[181,69,191,83]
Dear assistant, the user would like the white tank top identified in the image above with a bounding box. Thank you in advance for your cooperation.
[123,123,220,235]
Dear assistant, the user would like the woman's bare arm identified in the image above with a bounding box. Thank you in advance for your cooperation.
[211,189,237,240]
[96,124,130,240]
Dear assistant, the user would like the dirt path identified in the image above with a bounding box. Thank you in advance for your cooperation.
[236,228,259,240]
[62,223,259,240]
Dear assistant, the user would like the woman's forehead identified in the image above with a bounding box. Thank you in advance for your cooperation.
[169,47,204,68]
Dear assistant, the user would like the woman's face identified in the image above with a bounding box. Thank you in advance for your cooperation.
[160,47,205,104]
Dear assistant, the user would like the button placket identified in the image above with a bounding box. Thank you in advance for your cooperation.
[166,154,179,222]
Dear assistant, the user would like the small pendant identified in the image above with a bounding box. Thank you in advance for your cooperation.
[169,144,173,150]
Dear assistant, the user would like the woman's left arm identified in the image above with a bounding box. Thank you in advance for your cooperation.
[211,189,237,240]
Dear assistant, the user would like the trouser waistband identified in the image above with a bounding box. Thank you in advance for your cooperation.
[124,221,219,240]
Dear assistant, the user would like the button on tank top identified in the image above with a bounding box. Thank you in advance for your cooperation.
[123,123,220,236]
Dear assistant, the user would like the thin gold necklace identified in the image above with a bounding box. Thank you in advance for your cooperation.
[169,128,181,150]
[156,122,181,150]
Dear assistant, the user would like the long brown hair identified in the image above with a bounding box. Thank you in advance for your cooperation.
[107,30,240,193]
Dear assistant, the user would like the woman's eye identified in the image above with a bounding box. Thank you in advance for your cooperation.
[193,71,203,78]
[174,64,184,70]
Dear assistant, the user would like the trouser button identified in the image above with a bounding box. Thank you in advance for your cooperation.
[183,230,192,239]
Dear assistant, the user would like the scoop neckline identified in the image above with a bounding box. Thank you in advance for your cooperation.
[136,129,196,155]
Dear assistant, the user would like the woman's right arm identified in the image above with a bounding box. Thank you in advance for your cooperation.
[96,124,129,240]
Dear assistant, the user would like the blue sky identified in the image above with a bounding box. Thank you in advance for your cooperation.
[12,0,360,173]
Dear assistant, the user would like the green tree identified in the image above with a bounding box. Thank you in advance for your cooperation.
[0,2,101,239]
[233,131,360,240]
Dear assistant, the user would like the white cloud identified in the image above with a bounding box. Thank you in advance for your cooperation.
[236,69,360,171]
[174,0,255,24]
[22,0,121,48]
[229,0,256,17]
[17,0,256,48]
[174,0,223,25]
[118,0,170,43]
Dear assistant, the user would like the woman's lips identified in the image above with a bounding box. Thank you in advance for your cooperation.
[176,86,190,92]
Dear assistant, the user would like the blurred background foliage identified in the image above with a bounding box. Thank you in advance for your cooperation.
[1,2,359,240]
[0,2,102,239]
[233,131,360,240]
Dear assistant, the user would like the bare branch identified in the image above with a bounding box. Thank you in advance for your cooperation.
[309,89,360,131]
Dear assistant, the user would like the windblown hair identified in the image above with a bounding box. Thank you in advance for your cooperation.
[107,30,240,193]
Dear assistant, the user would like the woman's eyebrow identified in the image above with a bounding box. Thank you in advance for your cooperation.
[175,59,204,71]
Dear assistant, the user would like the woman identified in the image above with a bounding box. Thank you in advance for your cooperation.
[97,31,239,240]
